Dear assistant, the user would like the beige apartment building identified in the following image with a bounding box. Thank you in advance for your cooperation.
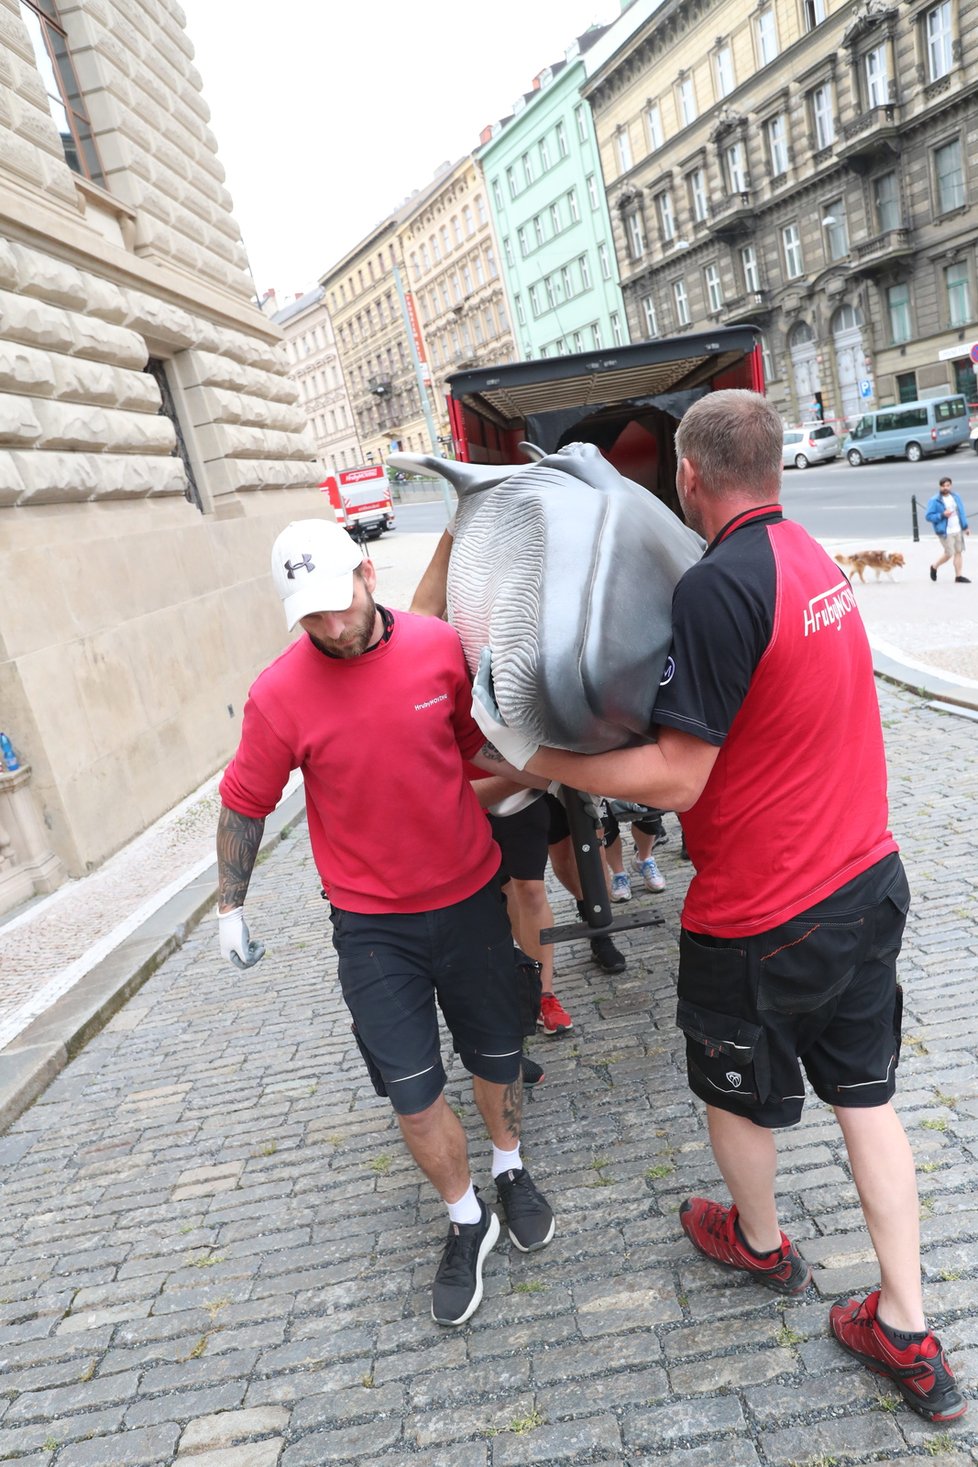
[322,186,443,469]
[586,0,978,425]
[272,286,362,477]
[0,0,320,897]
[398,157,515,444]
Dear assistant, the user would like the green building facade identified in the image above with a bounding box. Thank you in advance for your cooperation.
[478,31,629,361]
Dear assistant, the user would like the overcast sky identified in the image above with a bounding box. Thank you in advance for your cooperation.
[180,0,619,300]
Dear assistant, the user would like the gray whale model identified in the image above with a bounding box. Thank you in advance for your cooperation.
[388,443,703,754]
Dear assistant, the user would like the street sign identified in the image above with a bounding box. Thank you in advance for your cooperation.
[970,343,978,365]
[859,379,873,398]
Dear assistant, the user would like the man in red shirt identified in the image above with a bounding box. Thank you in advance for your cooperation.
[217,519,554,1328]
[472,390,964,1423]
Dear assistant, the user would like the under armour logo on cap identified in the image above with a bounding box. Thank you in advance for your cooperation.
[284,554,314,579]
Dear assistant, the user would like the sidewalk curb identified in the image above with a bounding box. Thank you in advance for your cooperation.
[870,643,978,713]
[0,788,307,1135]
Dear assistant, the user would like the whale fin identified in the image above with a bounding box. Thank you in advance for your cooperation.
[386,452,533,497]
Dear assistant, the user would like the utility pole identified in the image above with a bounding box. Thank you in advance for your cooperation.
[391,264,454,521]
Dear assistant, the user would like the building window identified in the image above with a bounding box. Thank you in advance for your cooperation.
[420,243,430,270]
[626,211,646,260]
[926,0,953,80]
[575,104,588,142]
[887,282,912,343]
[515,293,526,325]
[560,264,574,299]
[579,253,592,290]
[646,101,664,152]
[591,322,603,349]
[688,168,708,223]
[522,152,534,187]
[463,206,475,236]
[598,241,612,278]
[677,75,697,127]
[714,43,735,99]
[556,119,568,157]
[475,253,485,284]
[803,0,826,30]
[461,263,473,294]
[874,170,901,230]
[811,84,835,149]
[782,222,804,278]
[756,7,779,63]
[821,204,847,262]
[486,246,497,277]
[506,165,516,198]
[544,276,556,309]
[767,114,789,176]
[518,225,528,256]
[657,190,676,242]
[705,263,724,312]
[673,278,691,326]
[725,140,748,193]
[539,135,551,171]
[19,0,106,185]
[492,178,503,210]
[533,215,545,247]
[550,201,561,235]
[528,283,540,316]
[740,243,760,293]
[572,330,584,352]
[616,128,632,174]
[935,138,965,212]
[503,236,514,267]
[587,174,600,209]
[896,370,918,402]
[567,187,580,223]
[611,311,625,346]
[441,224,451,254]
[642,294,659,337]
[865,45,888,107]
[945,261,971,327]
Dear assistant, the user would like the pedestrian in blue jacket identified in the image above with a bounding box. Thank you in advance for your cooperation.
[927,476,970,583]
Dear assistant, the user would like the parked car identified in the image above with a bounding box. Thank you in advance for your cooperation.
[782,423,840,469]
[970,422,978,454]
[844,394,970,465]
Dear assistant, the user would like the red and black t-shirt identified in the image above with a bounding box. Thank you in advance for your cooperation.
[653,505,897,937]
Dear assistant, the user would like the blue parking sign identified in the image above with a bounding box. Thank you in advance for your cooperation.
[859,379,873,398]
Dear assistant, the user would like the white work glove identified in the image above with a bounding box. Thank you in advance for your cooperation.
[547,782,603,822]
[471,647,540,771]
[218,907,265,969]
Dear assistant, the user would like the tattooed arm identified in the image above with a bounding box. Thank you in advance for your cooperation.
[216,805,266,969]
[217,805,265,912]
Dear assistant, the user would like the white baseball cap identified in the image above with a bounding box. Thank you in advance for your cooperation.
[270,519,366,630]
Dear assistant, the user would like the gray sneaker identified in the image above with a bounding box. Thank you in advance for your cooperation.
[431,1192,499,1326]
[495,1167,556,1252]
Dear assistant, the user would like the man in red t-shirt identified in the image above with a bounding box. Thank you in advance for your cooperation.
[472,391,964,1423]
[216,519,554,1328]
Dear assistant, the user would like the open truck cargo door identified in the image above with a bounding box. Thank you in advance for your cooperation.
[446,325,763,519]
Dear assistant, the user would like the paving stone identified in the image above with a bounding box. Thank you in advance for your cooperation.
[280,1416,401,1464]
[174,1445,283,1467]
[759,1411,906,1464]
[491,1412,621,1464]
[178,1406,290,1452]
[56,1424,180,1466]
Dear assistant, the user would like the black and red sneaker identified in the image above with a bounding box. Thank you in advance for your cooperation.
[830,1290,966,1423]
[679,1196,811,1295]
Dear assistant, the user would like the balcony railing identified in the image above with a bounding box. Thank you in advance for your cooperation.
[708,190,753,239]
[838,105,900,170]
[848,226,913,275]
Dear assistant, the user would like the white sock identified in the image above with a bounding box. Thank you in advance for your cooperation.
[446,1182,481,1225]
[491,1142,522,1178]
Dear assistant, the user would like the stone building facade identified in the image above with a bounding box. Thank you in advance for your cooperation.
[272,287,361,477]
[585,0,978,424]
[0,0,321,891]
[397,157,515,445]
[321,176,449,469]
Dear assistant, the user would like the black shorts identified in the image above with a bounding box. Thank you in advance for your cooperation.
[329,879,523,1115]
[600,806,665,848]
[489,796,551,884]
[676,853,909,1128]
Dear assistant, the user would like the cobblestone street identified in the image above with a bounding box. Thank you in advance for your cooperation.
[0,680,976,1467]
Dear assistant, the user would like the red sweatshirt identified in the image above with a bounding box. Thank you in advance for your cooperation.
[219,613,499,913]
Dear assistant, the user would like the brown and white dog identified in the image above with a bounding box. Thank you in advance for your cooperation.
[834,550,906,584]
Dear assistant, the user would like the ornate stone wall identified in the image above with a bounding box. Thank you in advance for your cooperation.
[0,0,323,880]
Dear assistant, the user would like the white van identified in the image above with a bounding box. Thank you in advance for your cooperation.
[844,395,970,465]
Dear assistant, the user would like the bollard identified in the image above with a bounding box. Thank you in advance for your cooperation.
[911,493,919,543]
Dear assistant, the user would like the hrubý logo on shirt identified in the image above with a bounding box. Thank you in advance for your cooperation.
[803,579,856,637]
[414,694,449,711]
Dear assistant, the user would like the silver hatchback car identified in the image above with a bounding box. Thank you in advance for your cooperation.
[782,423,840,469]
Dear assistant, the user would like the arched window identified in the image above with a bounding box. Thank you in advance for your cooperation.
[787,320,815,347]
